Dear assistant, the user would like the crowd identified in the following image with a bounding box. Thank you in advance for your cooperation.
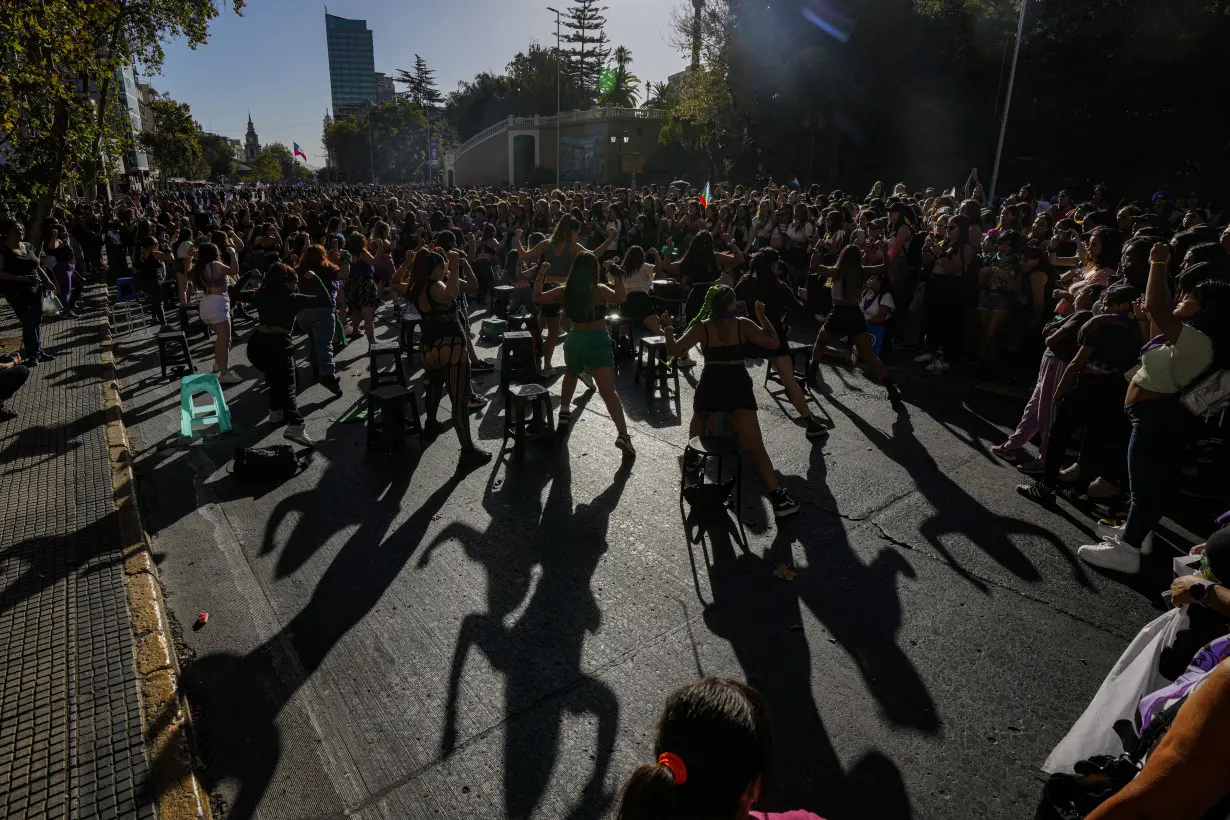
[3,169,1230,817]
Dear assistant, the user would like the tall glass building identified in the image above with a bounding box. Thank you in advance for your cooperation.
[325,13,376,117]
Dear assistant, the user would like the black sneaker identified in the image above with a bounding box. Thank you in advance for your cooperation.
[1016,480,1055,505]
[320,375,343,396]
[36,351,55,363]
[683,450,702,472]
[459,448,493,466]
[470,359,495,373]
[805,417,829,440]
[557,409,572,430]
[768,488,800,518]
[467,394,488,410]
[0,404,17,422]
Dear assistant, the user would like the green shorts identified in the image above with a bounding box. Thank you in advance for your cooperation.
[563,328,615,374]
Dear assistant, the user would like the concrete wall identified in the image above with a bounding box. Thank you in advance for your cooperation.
[454,134,509,187]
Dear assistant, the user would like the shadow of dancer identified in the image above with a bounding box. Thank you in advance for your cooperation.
[171,464,475,819]
[700,507,921,820]
[430,458,633,820]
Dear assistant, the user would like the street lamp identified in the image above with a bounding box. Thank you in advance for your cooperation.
[989,0,1028,205]
[547,6,562,189]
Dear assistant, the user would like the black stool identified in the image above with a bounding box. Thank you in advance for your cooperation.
[398,310,421,366]
[365,385,423,452]
[500,330,538,393]
[606,312,632,368]
[635,335,679,399]
[502,382,555,456]
[764,341,812,388]
[368,341,407,389]
[681,435,743,513]
[156,329,195,379]
[492,285,515,318]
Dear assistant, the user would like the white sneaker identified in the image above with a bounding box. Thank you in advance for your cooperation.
[1058,463,1081,484]
[217,370,242,386]
[1086,477,1120,498]
[914,352,934,364]
[579,371,595,390]
[1096,520,1153,555]
[283,425,314,447]
[927,359,949,374]
[1076,536,1141,574]
[267,410,285,425]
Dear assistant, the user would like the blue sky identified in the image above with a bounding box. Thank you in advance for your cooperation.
[153,0,687,168]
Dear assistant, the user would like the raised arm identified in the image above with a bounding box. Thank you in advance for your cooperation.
[584,226,617,258]
[741,302,780,348]
[1145,243,1184,344]
[532,263,564,304]
[715,245,744,269]
[433,250,462,303]
[596,271,627,305]
[660,312,703,357]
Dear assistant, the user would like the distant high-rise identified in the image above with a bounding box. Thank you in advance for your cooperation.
[325,13,376,117]
[374,72,395,104]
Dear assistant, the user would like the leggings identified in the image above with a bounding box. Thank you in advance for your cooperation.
[426,357,474,450]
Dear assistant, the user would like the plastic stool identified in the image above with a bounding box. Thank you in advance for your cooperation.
[111,300,145,336]
[368,341,407,389]
[398,308,422,361]
[502,382,555,456]
[156,329,195,379]
[480,318,507,342]
[500,330,538,393]
[492,285,515,318]
[681,435,742,513]
[365,385,423,452]
[764,341,812,388]
[179,373,233,438]
[635,335,679,400]
[115,277,140,303]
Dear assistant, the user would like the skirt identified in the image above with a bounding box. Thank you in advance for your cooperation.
[694,364,757,413]
[625,291,655,325]
[198,293,230,325]
[345,276,379,310]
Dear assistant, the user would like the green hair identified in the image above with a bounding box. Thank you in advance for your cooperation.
[684,285,736,335]
[564,251,599,323]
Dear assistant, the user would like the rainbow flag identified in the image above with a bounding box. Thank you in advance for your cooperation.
[698,182,710,208]
[293,142,307,161]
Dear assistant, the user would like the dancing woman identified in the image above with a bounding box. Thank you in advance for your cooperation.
[661,285,800,518]
[515,215,615,376]
[806,246,902,405]
[657,230,744,367]
[393,248,490,464]
[532,251,636,458]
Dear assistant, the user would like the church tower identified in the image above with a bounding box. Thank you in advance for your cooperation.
[244,113,261,164]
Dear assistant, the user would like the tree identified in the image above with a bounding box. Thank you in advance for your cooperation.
[323,100,429,183]
[198,131,236,180]
[0,0,245,246]
[394,54,443,109]
[562,0,612,102]
[599,45,640,108]
[642,81,677,109]
[248,145,285,183]
[139,97,208,179]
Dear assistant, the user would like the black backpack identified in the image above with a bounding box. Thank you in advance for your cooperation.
[231,445,307,482]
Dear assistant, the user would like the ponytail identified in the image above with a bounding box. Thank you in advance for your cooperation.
[684,285,735,335]
[616,762,679,820]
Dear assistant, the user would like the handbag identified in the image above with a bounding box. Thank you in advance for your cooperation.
[41,290,64,317]
[1170,348,1230,420]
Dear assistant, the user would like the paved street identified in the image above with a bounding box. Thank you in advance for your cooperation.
[1,292,155,820]
[116,305,1193,820]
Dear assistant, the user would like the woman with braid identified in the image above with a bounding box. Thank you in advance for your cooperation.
[393,247,490,465]
[533,250,636,458]
[661,285,800,519]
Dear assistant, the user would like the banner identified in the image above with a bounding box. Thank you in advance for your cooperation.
[560,133,605,183]
[430,140,439,165]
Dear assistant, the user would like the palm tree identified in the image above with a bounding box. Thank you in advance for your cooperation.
[642,81,674,109]
[599,45,640,108]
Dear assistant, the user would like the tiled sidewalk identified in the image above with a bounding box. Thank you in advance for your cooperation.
[0,288,154,819]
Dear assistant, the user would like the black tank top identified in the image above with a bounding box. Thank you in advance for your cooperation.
[702,320,744,362]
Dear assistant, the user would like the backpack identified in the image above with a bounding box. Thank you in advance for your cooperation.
[231,445,307,483]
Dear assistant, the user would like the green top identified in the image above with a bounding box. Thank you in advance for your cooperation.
[240,273,332,328]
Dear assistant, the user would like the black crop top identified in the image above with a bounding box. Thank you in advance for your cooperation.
[702,320,745,362]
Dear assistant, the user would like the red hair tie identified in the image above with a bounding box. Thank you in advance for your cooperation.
[657,752,688,785]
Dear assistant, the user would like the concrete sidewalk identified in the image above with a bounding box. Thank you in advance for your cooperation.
[0,289,156,819]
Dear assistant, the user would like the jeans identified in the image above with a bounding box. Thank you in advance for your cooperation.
[7,291,43,357]
[56,263,83,313]
[296,306,336,379]
[1123,398,1184,549]
[1043,373,1128,487]
[0,364,30,405]
[248,332,301,425]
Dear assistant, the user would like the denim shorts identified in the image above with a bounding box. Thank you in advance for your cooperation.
[978,291,1015,314]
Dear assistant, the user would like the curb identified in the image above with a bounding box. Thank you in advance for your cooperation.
[97,315,213,820]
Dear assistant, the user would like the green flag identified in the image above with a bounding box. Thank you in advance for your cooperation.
[598,67,616,95]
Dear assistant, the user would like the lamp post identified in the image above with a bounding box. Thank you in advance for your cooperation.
[989,0,1028,206]
[548,6,562,188]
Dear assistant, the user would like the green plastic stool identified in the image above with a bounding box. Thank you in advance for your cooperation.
[180,373,233,438]
[480,318,507,342]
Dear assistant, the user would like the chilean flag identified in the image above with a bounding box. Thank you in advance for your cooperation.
[293,142,307,161]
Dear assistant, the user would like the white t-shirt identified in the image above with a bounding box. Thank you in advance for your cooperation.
[785,221,815,245]
[860,289,895,322]
[625,263,655,294]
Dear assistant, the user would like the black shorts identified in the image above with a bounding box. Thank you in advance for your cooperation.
[538,282,562,318]
[625,291,655,325]
[822,304,868,339]
[694,365,757,413]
